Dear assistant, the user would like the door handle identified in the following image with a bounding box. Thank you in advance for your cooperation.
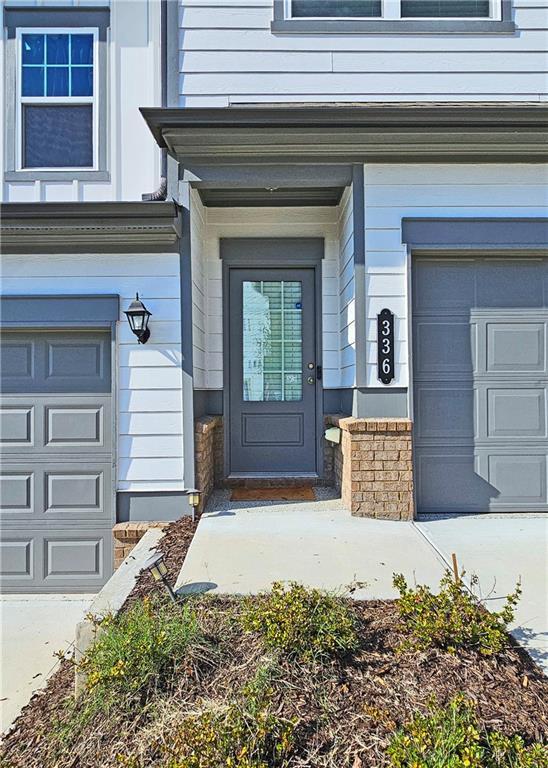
[316,365,322,381]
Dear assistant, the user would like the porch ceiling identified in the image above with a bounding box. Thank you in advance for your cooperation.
[140,103,548,165]
[197,186,345,207]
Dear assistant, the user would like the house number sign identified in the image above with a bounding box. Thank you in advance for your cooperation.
[377,308,395,384]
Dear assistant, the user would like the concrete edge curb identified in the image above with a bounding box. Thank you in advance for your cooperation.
[74,528,165,696]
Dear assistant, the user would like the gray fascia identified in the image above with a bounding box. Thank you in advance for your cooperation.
[271,0,514,34]
[402,217,548,252]
[0,294,119,324]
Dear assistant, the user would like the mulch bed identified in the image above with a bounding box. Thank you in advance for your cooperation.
[1,514,547,768]
[0,515,199,765]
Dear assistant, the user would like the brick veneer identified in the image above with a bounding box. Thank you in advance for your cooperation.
[113,522,168,569]
[194,415,223,513]
[327,415,414,521]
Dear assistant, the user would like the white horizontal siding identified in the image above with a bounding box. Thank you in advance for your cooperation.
[0,252,184,492]
[363,162,548,390]
[178,1,547,106]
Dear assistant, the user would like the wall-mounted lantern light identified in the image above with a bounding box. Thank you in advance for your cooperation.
[124,293,151,344]
[144,552,178,603]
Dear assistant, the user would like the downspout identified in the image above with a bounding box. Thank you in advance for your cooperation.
[142,0,167,202]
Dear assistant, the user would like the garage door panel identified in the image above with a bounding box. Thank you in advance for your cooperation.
[415,386,475,441]
[45,471,103,515]
[486,322,546,374]
[413,261,476,312]
[0,339,36,388]
[45,338,110,392]
[0,472,34,513]
[486,388,546,439]
[486,454,546,506]
[0,539,33,580]
[46,405,104,447]
[476,262,544,308]
[0,406,34,445]
[416,453,497,513]
[44,536,104,581]
[413,319,476,378]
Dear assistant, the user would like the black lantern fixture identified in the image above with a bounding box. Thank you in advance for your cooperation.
[124,293,151,344]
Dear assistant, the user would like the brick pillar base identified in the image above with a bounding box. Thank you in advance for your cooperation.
[194,415,223,514]
[327,416,414,521]
[113,522,168,569]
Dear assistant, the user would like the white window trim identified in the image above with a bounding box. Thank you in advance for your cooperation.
[285,0,502,21]
[16,27,99,172]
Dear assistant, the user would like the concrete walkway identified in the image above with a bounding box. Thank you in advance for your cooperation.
[177,491,547,671]
[0,594,93,735]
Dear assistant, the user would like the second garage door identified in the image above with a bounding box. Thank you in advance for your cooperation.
[0,331,114,592]
[412,257,548,515]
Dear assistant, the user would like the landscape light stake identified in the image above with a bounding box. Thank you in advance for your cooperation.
[144,552,178,603]
[451,553,460,585]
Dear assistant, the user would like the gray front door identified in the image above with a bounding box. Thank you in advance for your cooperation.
[0,330,114,592]
[228,268,318,475]
[413,256,548,514]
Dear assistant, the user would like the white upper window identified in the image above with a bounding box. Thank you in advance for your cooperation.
[17,29,98,170]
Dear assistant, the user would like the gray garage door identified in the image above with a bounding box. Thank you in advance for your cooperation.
[0,331,113,592]
[413,257,548,514]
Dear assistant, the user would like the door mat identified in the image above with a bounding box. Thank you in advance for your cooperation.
[230,486,316,502]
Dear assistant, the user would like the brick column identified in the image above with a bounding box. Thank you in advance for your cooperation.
[194,415,223,514]
[328,416,414,521]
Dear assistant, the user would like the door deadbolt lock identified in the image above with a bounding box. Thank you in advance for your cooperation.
[307,376,315,385]
[307,362,315,370]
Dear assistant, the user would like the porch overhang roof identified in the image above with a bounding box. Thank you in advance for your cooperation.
[141,103,548,165]
[0,202,182,254]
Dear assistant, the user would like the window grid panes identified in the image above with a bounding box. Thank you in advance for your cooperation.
[289,0,492,18]
[243,281,303,402]
[22,33,93,98]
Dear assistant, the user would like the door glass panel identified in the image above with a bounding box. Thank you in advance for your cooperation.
[243,281,303,402]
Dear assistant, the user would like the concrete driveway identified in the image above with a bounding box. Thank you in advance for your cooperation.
[0,594,93,735]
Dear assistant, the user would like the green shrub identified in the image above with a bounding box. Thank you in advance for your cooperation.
[240,581,358,660]
[392,571,521,655]
[160,667,296,768]
[79,595,199,703]
[388,695,548,768]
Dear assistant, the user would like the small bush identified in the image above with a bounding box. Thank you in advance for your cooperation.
[79,595,199,703]
[388,695,548,768]
[160,667,296,768]
[240,581,358,660]
[392,571,521,655]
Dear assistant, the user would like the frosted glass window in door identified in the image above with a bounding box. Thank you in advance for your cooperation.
[243,281,303,401]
